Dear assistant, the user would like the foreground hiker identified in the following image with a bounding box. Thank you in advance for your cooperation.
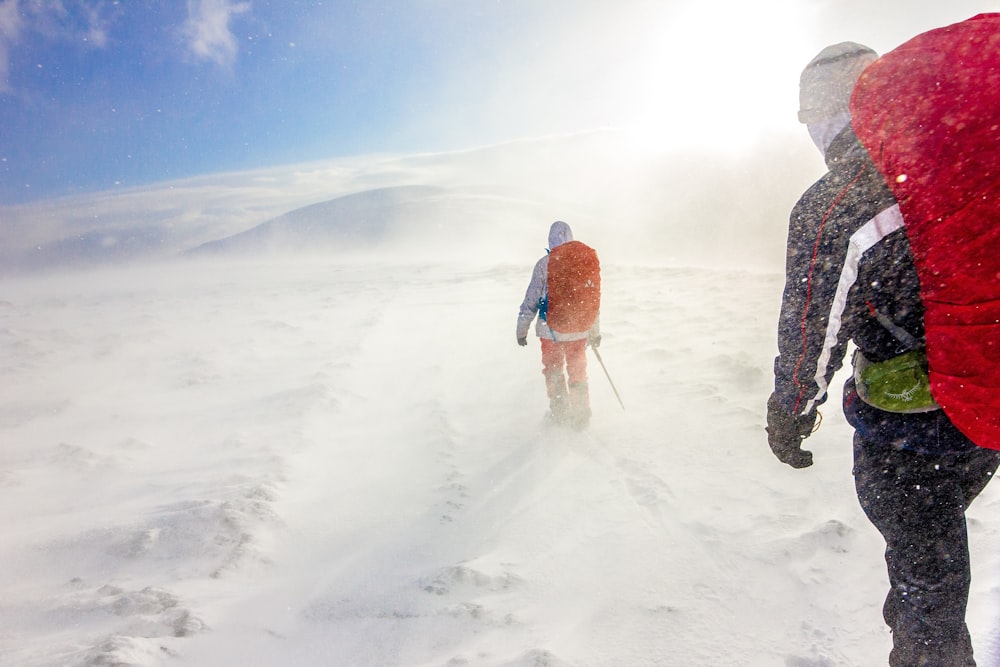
[517,221,601,429]
[766,36,1000,666]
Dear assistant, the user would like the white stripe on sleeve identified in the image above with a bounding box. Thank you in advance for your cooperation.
[803,204,905,414]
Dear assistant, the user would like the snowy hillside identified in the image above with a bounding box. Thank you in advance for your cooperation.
[186,186,450,254]
[0,129,817,274]
[3,256,1000,666]
[3,124,998,667]
[184,185,561,263]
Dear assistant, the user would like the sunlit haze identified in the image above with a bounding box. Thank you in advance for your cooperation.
[0,0,990,276]
[0,0,990,205]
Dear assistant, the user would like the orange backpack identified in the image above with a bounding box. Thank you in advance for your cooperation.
[544,240,601,333]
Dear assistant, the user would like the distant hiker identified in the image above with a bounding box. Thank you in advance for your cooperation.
[517,221,601,429]
[766,38,1000,667]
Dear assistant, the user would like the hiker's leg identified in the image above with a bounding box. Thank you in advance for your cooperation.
[564,339,588,385]
[564,339,590,427]
[540,338,569,420]
[853,435,979,666]
[956,446,1000,509]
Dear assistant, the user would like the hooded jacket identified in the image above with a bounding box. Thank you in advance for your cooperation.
[772,126,975,455]
[517,221,600,342]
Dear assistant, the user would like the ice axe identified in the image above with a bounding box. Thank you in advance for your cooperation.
[591,345,625,411]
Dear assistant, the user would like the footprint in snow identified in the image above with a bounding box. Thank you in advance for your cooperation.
[420,564,525,596]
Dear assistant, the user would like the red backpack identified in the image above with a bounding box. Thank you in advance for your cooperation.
[850,13,1000,449]
[545,240,601,333]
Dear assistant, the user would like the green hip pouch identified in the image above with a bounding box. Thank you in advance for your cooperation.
[853,348,941,414]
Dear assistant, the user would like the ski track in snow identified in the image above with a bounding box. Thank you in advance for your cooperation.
[1,258,1000,666]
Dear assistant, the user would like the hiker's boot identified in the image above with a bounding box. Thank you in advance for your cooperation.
[568,381,591,430]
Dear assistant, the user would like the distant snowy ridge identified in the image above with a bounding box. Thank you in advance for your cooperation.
[0,129,820,274]
[186,185,447,255]
[186,184,558,262]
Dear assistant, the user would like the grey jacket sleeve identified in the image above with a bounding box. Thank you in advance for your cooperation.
[516,256,547,340]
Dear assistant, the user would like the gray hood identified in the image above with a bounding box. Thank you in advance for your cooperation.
[548,220,573,250]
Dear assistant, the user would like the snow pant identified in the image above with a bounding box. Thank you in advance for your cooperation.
[852,433,1000,666]
[540,338,589,427]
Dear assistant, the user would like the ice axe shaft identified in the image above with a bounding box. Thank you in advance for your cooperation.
[592,346,625,411]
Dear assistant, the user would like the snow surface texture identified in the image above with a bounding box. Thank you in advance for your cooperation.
[3,257,1000,666]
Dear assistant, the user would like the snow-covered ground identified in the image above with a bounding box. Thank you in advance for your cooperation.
[3,255,999,666]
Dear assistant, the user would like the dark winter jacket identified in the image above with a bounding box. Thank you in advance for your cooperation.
[772,126,975,455]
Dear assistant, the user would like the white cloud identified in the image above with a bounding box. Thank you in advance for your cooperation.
[0,0,119,94]
[182,0,251,68]
[0,0,23,93]
[82,4,109,48]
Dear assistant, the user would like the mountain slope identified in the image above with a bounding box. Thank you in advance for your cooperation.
[187,186,445,255]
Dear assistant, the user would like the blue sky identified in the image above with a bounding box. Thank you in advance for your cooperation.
[0,0,991,205]
[2,1,535,202]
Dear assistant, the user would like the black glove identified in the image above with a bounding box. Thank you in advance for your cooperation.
[517,336,528,347]
[765,393,817,469]
[589,334,601,349]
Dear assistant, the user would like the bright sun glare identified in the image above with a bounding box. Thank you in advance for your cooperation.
[612,1,812,155]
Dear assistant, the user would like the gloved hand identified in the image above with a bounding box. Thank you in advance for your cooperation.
[589,334,601,349]
[517,336,528,347]
[765,393,817,469]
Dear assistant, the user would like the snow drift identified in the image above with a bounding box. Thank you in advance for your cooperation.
[3,257,1000,666]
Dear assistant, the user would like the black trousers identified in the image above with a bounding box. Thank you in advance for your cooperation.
[853,434,1000,666]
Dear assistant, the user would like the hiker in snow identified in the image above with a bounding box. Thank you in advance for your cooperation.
[766,40,1000,666]
[517,220,601,429]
